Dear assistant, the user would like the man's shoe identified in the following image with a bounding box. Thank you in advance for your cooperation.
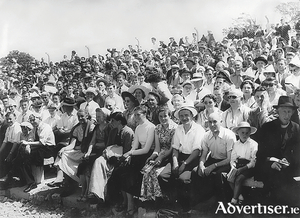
[24,183,37,193]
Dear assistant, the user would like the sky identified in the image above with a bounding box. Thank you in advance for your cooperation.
[0,0,290,62]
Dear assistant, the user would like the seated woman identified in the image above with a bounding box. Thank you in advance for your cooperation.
[196,94,222,131]
[122,91,139,131]
[112,105,155,216]
[89,112,134,204]
[76,107,111,202]
[228,122,258,205]
[140,106,177,201]
[52,109,94,197]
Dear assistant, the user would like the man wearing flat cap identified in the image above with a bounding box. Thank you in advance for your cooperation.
[256,96,300,206]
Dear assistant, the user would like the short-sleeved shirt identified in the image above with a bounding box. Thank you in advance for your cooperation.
[231,138,258,168]
[222,105,250,130]
[36,122,55,146]
[202,126,236,160]
[172,121,205,155]
[57,110,78,132]
[3,122,22,144]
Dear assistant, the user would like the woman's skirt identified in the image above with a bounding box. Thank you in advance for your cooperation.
[54,149,84,182]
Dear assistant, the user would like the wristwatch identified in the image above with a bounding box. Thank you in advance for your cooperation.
[183,161,187,165]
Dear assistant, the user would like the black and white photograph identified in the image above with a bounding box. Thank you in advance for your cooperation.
[0,0,300,217]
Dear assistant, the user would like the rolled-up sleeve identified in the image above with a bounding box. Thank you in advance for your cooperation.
[172,128,181,150]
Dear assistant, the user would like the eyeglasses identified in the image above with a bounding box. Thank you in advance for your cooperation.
[228,96,238,99]
[204,101,214,105]
[263,83,274,87]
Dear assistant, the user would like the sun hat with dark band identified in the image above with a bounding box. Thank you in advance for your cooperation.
[232,121,257,135]
[174,105,197,119]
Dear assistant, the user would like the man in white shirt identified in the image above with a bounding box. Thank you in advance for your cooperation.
[105,83,125,112]
[17,99,33,123]
[195,112,236,202]
[159,105,205,211]
[79,87,100,123]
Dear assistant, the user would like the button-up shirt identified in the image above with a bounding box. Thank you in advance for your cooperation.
[3,122,22,144]
[57,110,78,132]
[80,100,100,122]
[222,105,250,130]
[202,126,236,160]
[172,121,205,154]
[36,122,55,146]
[230,138,258,168]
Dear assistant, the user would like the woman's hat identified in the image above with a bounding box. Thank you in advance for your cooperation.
[116,70,127,79]
[121,91,140,107]
[96,78,109,87]
[61,97,76,107]
[273,96,298,109]
[128,85,150,98]
[174,105,198,119]
[148,91,161,104]
[20,121,33,130]
[232,121,257,135]
[185,58,195,65]
[254,55,268,65]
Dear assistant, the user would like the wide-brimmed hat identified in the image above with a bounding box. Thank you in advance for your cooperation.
[254,55,268,65]
[121,91,139,107]
[148,91,161,104]
[128,85,150,98]
[174,105,197,119]
[289,56,300,68]
[190,72,203,82]
[232,121,257,135]
[61,97,76,107]
[263,65,276,73]
[171,64,180,70]
[216,70,232,84]
[228,88,243,98]
[20,121,33,130]
[273,96,298,109]
[96,78,109,87]
[85,87,97,96]
[182,80,193,87]
[116,70,127,79]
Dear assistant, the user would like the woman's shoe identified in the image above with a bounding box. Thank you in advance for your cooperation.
[24,183,37,193]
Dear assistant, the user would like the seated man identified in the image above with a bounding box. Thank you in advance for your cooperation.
[256,96,300,206]
[159,105,205,211]
[195,112,236,202]
[15,113,55,192]
[0,112,22,180]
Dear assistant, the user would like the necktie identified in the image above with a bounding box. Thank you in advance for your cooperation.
[196,89,200,100]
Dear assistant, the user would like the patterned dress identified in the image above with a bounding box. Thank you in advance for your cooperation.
[140,120,177,201]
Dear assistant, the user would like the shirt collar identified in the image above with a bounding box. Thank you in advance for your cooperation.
[208,126,226,140]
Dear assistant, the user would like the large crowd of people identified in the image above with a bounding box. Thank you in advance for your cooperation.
[0,18,300,216]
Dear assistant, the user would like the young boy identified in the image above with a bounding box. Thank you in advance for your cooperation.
[229,122,258,204]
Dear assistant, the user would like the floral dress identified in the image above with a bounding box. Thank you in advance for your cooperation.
[140,120,177,201]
